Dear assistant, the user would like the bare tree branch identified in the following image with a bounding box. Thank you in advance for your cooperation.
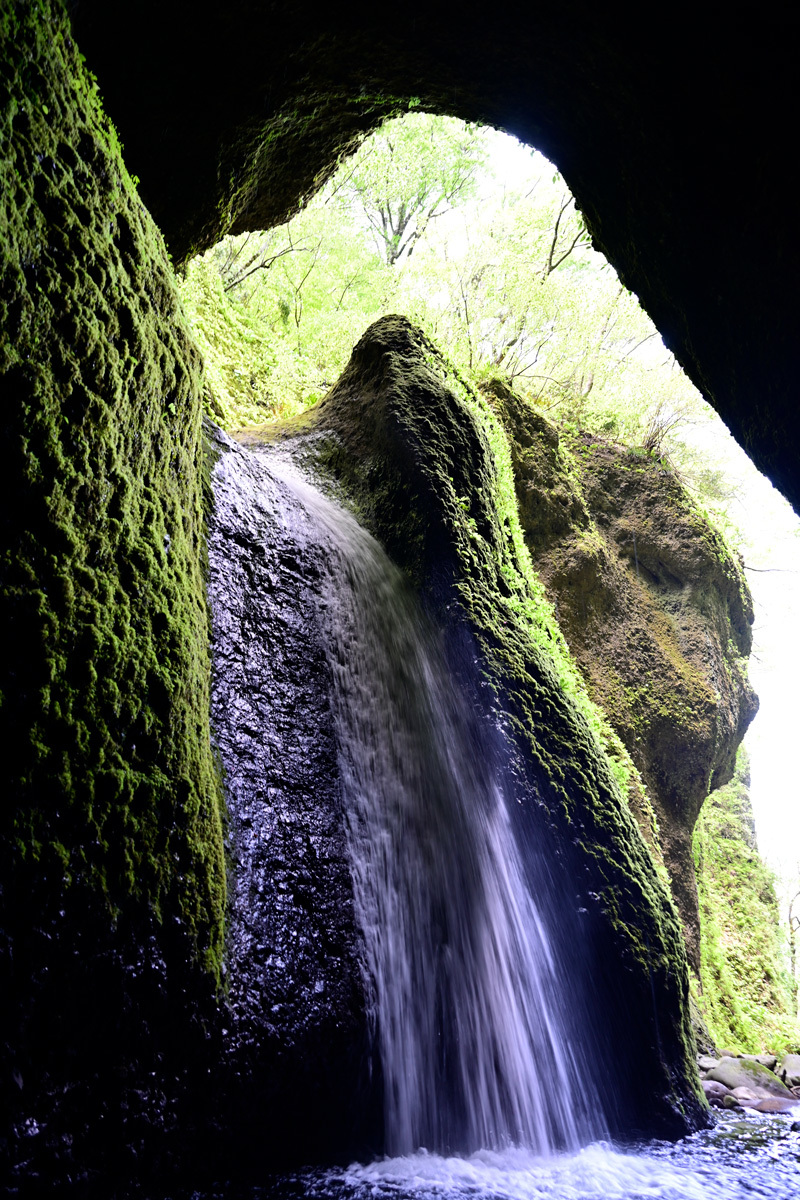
[223,239,312,292]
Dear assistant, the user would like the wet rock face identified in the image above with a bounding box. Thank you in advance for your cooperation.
[72,1,799,514]
[206,427,378,1166]
[494,384,757,973]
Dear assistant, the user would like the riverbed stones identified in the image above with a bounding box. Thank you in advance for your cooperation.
[697,1055,719,1073]
[741,1053,778,1071]
[706,1056,794,1098]
[780,1053,800,1087]
[748,1097,799,1114]
[702,1079,730,1107]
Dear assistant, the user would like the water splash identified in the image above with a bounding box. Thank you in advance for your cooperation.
[268,458,603,1157]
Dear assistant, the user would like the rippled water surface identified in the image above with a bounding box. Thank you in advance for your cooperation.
[183,1114,800,1200]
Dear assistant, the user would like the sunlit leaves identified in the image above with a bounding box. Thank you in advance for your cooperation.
[182,111,713,493]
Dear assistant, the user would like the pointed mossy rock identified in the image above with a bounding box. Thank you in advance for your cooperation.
[237,314,707,1138]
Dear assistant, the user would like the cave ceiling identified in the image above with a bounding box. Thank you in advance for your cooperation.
[72,1,799,511]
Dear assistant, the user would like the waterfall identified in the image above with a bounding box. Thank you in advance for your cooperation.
[267,457,604,1158]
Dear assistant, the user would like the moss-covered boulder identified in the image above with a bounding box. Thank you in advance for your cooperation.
[705,1056,794,1098]
[490,381,758,973]
[238,314,707,1138]
[694,749,798,1053]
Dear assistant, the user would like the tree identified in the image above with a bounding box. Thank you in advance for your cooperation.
[182,110,714,501]
[331,112,490,265]
[790,884,800,1004]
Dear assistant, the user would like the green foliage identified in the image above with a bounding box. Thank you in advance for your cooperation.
[693,748,799,1053]
[182,188,397,424]
[180,111,726,521]
[333,111,489,264]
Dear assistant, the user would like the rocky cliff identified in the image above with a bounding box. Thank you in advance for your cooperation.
[491,382,758,973]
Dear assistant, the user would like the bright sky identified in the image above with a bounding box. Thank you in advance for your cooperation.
[485,129,800,893]
[727,453,800,884]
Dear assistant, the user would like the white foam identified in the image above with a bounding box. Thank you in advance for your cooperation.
[338,1142,750,1200]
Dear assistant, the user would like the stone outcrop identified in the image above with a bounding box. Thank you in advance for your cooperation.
[238,315,707,1140]
[491,382,758,972]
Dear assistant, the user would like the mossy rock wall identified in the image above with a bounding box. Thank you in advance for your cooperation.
[492,383,757,974]
[694,749,799,1054]
[238,315,707,1138]
[0,1,225,1178]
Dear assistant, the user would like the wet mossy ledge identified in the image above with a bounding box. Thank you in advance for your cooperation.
[1,0,225,1175]
[237,314,707,1137]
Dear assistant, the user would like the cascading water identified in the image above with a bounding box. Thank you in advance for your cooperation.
[207,437,800,1200]
[267,458,604,1157]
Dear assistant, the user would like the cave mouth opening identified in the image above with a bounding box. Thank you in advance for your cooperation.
[183,110,800,1045]
[181,111,717,491]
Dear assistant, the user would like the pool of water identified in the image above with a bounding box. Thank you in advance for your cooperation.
[185,1112,800,1200]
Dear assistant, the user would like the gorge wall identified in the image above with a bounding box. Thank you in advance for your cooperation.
[1,3,226,1182]
[694,749,798,1053]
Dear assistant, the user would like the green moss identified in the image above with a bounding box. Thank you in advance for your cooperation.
[693,748,799,1054]
[487,386,757,978]
[447,366,653,809]
[1,0,225,976]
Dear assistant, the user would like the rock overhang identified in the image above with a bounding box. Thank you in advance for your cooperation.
[70,0,800,511]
